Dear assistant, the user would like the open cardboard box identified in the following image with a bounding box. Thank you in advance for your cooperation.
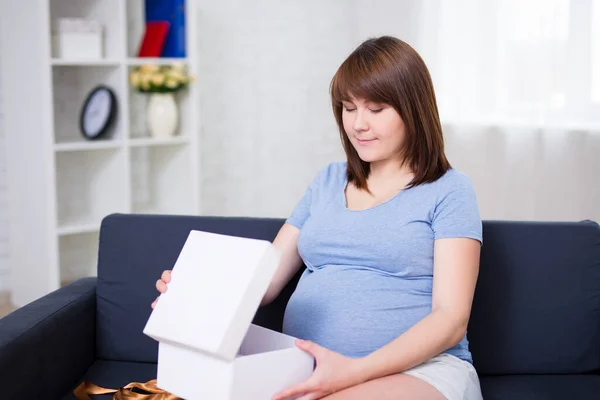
[143,230,314,399]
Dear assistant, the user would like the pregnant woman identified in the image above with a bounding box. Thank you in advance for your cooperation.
[153,36,484,400]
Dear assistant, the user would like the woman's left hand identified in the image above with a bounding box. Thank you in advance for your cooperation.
[271,339,366,400]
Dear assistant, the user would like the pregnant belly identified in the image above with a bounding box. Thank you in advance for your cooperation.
[282,266,433,358]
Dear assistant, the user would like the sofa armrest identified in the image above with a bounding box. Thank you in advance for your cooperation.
[0,277,97,400]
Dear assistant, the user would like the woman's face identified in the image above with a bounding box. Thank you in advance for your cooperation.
[341,96,406,164]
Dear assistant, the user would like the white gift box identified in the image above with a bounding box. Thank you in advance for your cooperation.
[52,18,103,59]
[143,230,314,399]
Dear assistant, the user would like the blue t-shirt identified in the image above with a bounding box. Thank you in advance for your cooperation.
[282,161,482,363]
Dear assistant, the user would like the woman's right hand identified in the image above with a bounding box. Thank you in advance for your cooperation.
[151,270,171,309]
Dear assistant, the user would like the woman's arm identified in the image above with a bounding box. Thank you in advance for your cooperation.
[261,223,305,306]
[153,222,305,309]
[354,237,481,381]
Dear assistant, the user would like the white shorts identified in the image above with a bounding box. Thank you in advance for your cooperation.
[403,353,483,400]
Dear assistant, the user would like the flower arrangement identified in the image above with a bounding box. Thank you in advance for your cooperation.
[129,63,195,93]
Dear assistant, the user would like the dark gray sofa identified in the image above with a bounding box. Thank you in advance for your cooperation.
[1,213,599,399]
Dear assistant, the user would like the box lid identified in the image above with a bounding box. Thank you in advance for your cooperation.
[143,230,280,362]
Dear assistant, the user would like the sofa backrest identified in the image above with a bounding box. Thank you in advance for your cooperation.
[96,214,600,375]
[95,213,288,363]
[467,220,600,375]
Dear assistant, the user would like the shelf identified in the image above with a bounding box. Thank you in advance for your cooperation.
[52,65,125,143]
[55,148,127,228]
[130,145,193,215]
[54,138,187,152]
[127,67,194,139]
[0,0,199,306]
[54,140,123,152]
[50,58,189,67]
[51,59,121,66]
[57,222,100,236]
[125,0,188,59]
[128,58,188,66]
[50,0,125,60]
[129,136,189,147]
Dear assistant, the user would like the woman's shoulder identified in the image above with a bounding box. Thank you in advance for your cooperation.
[427,167,480,208]
[310,160,348,188]
[322,160,348,174]
[434,167,475,189]
[415,167,478,203]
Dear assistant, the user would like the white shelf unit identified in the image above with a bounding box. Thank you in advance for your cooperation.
[1,0,201,306]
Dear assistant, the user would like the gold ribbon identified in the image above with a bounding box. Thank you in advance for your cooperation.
[73,379,182,400]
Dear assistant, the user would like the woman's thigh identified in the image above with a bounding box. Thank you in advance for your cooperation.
[322,373,446,400]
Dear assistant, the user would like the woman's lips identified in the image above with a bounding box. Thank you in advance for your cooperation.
[356,138,377,145]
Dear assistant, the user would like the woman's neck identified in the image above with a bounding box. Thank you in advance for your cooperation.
[368,158,413,185]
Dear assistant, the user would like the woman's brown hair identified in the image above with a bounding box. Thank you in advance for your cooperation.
[330,36,450,190]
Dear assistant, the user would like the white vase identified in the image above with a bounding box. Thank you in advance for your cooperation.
[147,93,178,138]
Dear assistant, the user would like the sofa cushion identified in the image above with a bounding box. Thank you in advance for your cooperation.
[61,360,158,400]
[468,220,600,375]
[479,374,600,400]
[95,213,286,363]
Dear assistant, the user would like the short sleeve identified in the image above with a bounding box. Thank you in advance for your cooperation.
[431,177,483,244]
[285,164,330,229]
[286,184,313,229]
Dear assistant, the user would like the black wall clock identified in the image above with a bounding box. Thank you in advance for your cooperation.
[79,85,117,140]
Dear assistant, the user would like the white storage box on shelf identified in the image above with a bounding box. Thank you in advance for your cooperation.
[143,230,314,400]
[51,18,104,59]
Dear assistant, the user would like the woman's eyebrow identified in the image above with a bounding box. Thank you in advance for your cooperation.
[342,99,384,106]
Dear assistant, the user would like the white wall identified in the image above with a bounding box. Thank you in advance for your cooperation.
[195,0,445,221]
[196,0,600,224]
[196,0,354,217]
[194,0,448,219]
[195,0,424,219]
[0,27,9,292]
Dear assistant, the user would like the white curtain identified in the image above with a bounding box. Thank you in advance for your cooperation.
[416,0,600,126]
[411,0,600,221]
